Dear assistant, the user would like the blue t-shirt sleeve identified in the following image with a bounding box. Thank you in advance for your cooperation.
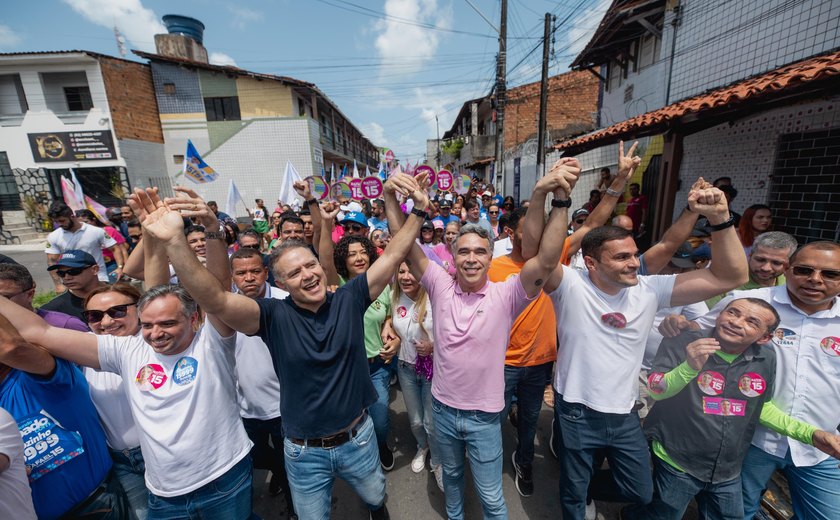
[344,272,373,309]
[255,297,282,343]
[24,358,80,393]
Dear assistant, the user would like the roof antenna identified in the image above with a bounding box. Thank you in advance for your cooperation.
[113,25,127,57]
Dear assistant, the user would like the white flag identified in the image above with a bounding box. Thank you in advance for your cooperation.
[365,165,372,178]
[352,159,360,179]
[225,179,246,217]
[278,160,303,206]
[69,169,86,209]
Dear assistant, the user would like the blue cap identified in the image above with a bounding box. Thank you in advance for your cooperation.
[340,212,368,228]
[47,249,97,270]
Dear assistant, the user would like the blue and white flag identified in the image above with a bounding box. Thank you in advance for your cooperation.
[377,162,386,181]
[183,140,218,184]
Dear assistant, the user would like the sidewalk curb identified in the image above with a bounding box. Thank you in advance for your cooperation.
[0,244,46,253]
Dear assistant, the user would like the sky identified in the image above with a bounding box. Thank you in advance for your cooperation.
[1,0,610,162]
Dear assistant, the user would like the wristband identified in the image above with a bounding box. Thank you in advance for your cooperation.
[551,198,572,209]
[410,207,428,219]
[306,198,318,206]
[205,231,227,240]
[605,187,624,198]
[708,214,736,232]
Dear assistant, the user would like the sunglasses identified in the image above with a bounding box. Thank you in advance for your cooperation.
[489,210,500,214]
[344,224,365,232]
[240,244,261,250]
[575,219,586,224]
[83,303,136,323]
[55,266,92,278]
[791,265,840,281]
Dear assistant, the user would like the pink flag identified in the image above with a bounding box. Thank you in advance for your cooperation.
[61,177,84,212]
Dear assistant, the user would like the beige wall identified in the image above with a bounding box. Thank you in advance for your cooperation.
[237,77,294,118]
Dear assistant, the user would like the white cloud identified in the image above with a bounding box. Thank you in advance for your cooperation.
[374,0,452,76]
[227,6,262,30]
[0,24,21,48]
[209,52,237,67]
[63,0,166,52]
[361,122,387,146]
[564,0,611,63]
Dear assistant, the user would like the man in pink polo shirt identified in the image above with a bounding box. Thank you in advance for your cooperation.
[385,160,580,519]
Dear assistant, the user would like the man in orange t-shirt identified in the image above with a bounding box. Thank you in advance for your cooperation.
[488,207,557,498]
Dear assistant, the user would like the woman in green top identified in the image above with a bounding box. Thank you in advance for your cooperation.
[319,201,396,471]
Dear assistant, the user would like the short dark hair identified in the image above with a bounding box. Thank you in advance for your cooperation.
[581,226,634,261]
[590,189,600,198]
[207,201,218,207]
[464,199,480,211]
[239,229,261,243]
[600,167,610,174]
[280,213,304,229]
[334,235,378,280]
[505,207,527,233]
[184,224,205,237]
[723,297,781,333]
[0,263,34,292]
[718,184,738,199]
[268,239,313,279]
[788,240,840,265]
[126,219,141,229]
[712,176,732,187]
[629,183,640,189]
[229,247,264,268]
[47,201,73,219]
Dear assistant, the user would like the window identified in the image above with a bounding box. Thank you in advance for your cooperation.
[173,154,184,164]
[204,96,241,121]
[298,98,307,117]
[163,83,176,95]
[64,86,93,111]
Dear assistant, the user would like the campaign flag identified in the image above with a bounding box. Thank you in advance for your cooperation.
[225,179,247,217]
[329,164,335,182]
[377,162,386,181]
[365,165,372,178]
[60,177,85,212]
[84,195,109,224]
[69,169,85,209]
[341,164,349,181]
[278,160,303,205]
[183,140,218,184]
[352,159,360,179]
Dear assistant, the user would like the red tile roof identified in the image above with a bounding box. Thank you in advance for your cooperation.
[555,50,840,152]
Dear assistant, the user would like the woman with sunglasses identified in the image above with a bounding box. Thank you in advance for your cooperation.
[319,201,397,471]
[487,204,502,239]
[82,283,149,520]
[501,196,516,215]
[390,262,443,490]
[369,228,389,254]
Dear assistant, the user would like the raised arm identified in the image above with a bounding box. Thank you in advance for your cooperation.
[130,188,261,335]
[0,297,99,369]
[368,174,429,297]
[520,156,578,260]
[317,201,341,286]
[383,174,429,282]
[640,178,707,274]
[670,184,748,306]
[167,187,235,337]
[520,160,581,297]
[295,181,322,254]
[122,239,145,280]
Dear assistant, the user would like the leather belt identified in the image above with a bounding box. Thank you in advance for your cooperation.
[289,412,367,449]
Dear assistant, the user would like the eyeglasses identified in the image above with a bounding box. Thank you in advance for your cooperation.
[83,303,136,323]
[344,224,365,232]
[791,265,840,281]
[55,266,92,278]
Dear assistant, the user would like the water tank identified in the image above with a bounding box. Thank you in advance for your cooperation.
[162,15,205,45]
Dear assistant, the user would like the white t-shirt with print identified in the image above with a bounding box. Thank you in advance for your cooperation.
[550,265,675,413]
[83,364,141,451]
[0,407,37,520]
[392,292,434,365]
[45,223,117,282]
[97,322,252,497]
[234,284,287,420]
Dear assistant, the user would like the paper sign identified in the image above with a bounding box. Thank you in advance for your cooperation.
[436,169,454,191]
[414,164,436,186]
[703,397,746,416]
[361,177,384,199]
[454,174,471,195]
[384,149,395,163]
[349,178,364,201]
[306,176,329,200]
[331,181,352,200]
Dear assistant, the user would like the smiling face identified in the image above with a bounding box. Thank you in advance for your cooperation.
[187,230,207,257]
[445,222,460,245]
[397,262,420,299]
[231,256,268,298]
[713,299,776,351]
[345,242,370,278]
[585,236,641,293]
[139,295,197,356]
[785,246,840,313]
[749,245,789,284]
[280,221,305,242]
[453,232,492,291]
[274,246,327,311]
[86,291,140,337]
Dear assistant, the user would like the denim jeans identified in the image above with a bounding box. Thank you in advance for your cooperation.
[242,416,293,510]
[283,415,386,519]
[432,397,507,520]
[502,362,553,468]
[623,456,742,520]
[369,358,391,446]
[66,468,130,519]
[110,445,149,520]
[397,360,439,467]
[554,393,653,520]
[741,444,840,520]
[146,455,253,520]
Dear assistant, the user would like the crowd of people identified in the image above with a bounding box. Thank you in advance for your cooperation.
[1,140,839,520]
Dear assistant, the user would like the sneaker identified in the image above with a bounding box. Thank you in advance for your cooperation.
[585,499,597,520]
[379,443,395,471]
[511,451,534,497]
[431,464,444,491]
[370,504,390,520]
[508,402,519,428]
[410,446,429,473]
[549,417,558,460]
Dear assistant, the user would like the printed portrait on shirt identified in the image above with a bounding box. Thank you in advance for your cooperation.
[697,370,725,396]
[772,328,796,348]
[135,363,167,391]
[738,372,766,397]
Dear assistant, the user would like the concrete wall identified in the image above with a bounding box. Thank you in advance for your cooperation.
[238,77,295,118]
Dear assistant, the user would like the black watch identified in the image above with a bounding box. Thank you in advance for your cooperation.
[411,207,428,219]
[551,198,572,209]
[708,214,736,232]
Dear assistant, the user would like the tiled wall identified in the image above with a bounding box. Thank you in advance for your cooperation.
[150,62,204,115]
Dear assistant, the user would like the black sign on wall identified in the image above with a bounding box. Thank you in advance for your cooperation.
[27,131,116,163]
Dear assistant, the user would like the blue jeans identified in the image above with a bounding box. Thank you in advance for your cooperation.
[741,444,840,520]
[146,455,253,520]
[397,360,439,467]
[283,415,386,519]
[502,362,553,468]
[554,393,653,520]
[433,397,507,520]
[624,456,742,520]
[369,358,391,446]
[110,445,149,520]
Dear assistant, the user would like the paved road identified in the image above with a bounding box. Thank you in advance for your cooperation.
[0,247,56,294]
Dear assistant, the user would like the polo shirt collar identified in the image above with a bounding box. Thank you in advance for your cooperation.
[772,285,840,318]
[453,278,490,296]
[288,290,332,316]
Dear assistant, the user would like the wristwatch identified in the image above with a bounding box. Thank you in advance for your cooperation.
[551,198,572,209]
[708,214,736,232]
[606,187,624,198]
[205,231,226,240]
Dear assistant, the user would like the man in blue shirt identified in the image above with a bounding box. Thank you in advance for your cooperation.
[433,199,461,227]
[0,314,126,519]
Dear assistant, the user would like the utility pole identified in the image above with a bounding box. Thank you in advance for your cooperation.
[493,0,507,186]
[435,115,441,170]
[536,12,551,177]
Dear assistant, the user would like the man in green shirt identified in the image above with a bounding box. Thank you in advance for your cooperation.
[624,297,840,520]
[706,232,797,308]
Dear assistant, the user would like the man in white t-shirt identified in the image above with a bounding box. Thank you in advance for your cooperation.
[45,201,118,290]
[227,247,295,511]
[0,283,255,519]
[526,179,749,519]
[0,406,37,520]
